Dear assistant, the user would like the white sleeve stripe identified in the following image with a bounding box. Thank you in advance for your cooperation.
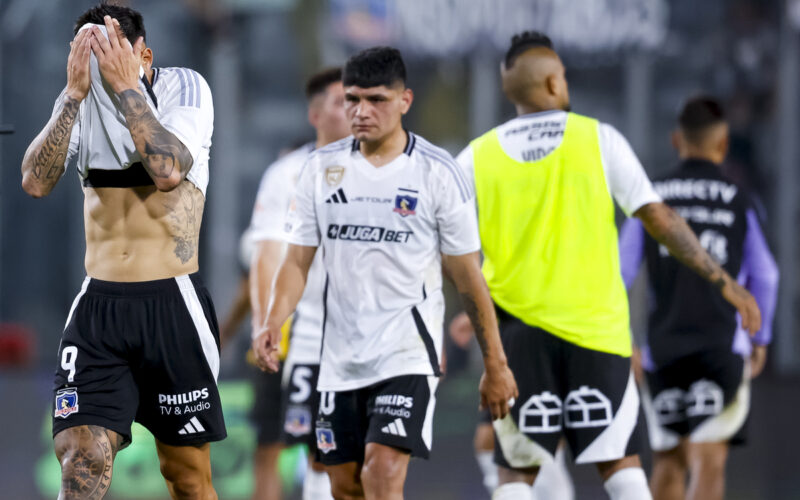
[416,144,472,202]
[176,68,200,108]
[417,142,473,197]
[192,70,201,108]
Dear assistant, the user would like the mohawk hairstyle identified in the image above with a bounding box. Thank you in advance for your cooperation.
[678,96,726,144]
[505,31,554,69]
[74,2,146,45]
[305,67,342,99]
[343,46,406,89]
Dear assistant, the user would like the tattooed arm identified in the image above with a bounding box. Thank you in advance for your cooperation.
[21,30,92,198]
[118,89,193,191]
[442,251,518,420]
[635,201,762,333]
[88,17,193,192]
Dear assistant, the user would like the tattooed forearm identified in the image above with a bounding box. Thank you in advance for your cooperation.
[636,202,728,288]
[54,425,123,499]
[460,292,491,358]
[118,89,193,186]
[21,95,80,196]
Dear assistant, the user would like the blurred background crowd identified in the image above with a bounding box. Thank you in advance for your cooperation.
[1,0,799,498]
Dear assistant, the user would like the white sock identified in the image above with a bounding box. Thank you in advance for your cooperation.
[493,482,534,500]
[302,467,334,500]
[531,446,574,500]
[603,467,652,500]
[476,451,498,493]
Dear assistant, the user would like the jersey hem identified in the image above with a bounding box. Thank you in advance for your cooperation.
[316,367,437,392]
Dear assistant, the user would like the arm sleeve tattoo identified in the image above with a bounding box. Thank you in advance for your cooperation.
[459,292,491,358]
[118,89,193,184]
[21,95,80,194]
[637,202,728,289]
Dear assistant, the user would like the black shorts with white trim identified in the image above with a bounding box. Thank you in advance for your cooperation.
[315,374,438,465]
[493,309,644,469]
[280,363,321,451]
[52,273,227,447]
[640,350,748,451]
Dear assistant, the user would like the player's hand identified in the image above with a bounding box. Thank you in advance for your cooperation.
[89,16,143,94]
[720,279,761,336]
[448,312,474,348]
[251,322,281,373]
[66,30,92,101]
[479,361,518,420]
[750,344,768,379]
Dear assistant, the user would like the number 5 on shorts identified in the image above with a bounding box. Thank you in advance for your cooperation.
[61,346,78,383]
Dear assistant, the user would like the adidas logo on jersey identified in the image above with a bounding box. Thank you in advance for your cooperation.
[178,416,206,435]
[325,188,348,204]
[381,418,408,437]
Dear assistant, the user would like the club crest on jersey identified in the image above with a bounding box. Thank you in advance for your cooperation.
[325,166,345,187]
[284,406,312,437]
[393,191,418,217]
[316,425,337,454]
[54,388,79,418]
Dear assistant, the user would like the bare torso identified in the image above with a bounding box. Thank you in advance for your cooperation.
[84,180,204,282]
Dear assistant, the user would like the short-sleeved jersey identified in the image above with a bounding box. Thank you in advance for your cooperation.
[457,110,660,217]
[249,143,326,365]
[287,133,481,391]
[57,64,214,196]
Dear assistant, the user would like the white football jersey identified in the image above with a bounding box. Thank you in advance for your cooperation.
[57,63,214,196]
[250,143,326,365]
[287,133,481,391]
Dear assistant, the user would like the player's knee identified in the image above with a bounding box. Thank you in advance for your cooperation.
[361,452,405,493]
[330,475,363,500]
[688,443,727,475]
[54,426,115,482]
[654,447,688,472]
[160,459,212,498]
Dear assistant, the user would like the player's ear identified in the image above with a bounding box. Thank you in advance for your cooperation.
[308,105,320,128]
[670,129,682,152]
[400,87,413,115]
[717,129,730,159]
[141,46,153,68]
[545,74,559,98]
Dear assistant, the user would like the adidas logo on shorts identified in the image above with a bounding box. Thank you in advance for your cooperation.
[178,416,206,435]
[381,418,407,437]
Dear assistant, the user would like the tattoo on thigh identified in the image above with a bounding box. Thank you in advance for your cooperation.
[59,426,122,499]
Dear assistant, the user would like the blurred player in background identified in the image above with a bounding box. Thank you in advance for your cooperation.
[455,31,761,500]
[619,96,778,500]
[449,316,574,500]
[220,68,349,500]
[253,46,517,500]
[22,4,223,498]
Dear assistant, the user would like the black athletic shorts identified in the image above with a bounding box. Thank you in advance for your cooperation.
[640,350,749,451]
[315,374,438,465]
[52,274,227,447]
[250,361,284,445]
[280,363,321,451]
[493,311,643,469]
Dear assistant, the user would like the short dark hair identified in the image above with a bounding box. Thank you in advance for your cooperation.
[305,67,342,99]
[505,31,553,69]
[74,2,146,45]
[342,47,406,88]
[678,96,726,144]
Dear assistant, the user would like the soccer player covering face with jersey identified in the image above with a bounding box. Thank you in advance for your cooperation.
[21,4,222,499]
[252,47,517,500]
[619,97,778,500]
[455,32,761,500]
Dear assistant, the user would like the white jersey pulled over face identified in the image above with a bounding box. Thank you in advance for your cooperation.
[287,133,481,392]
[250,143,326,366]
[58,64,214,196]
